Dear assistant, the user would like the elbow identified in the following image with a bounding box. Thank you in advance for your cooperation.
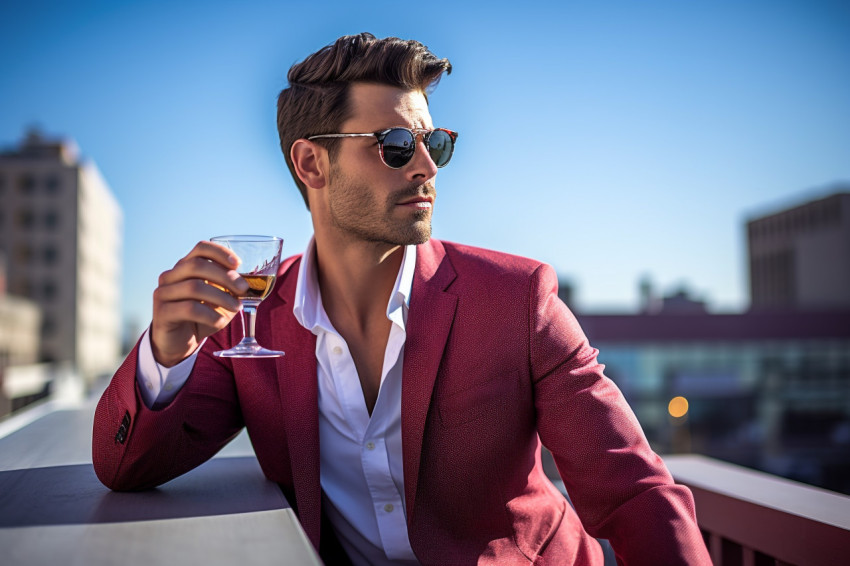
[92,462,157,492]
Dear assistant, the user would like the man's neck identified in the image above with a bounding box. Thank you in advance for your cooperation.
[312,233,405,415]
[313,234,404,333]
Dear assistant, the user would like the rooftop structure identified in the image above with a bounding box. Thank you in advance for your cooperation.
[747,190,850,310]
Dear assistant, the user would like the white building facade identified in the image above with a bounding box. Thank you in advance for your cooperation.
[0,130,122,385]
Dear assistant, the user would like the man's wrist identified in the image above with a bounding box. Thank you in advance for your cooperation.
[151,335,197,368]
[138,328,201,408]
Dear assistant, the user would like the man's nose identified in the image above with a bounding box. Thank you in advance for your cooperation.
[405,134,439,180]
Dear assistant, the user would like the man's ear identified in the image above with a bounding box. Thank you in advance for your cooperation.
[290,139,328,190]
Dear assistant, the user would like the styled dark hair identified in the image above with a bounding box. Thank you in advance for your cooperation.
[276,33,452,209]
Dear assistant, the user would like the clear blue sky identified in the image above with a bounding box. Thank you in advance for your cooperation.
[2,0,849,333]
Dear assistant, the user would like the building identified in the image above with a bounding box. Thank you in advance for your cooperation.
[0,129,122,386]
[577,310,850,495]
[551,189,850,495]
[0,253,42,416]
[747,189,850,310]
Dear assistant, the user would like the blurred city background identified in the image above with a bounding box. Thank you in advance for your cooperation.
[1,0,849,501]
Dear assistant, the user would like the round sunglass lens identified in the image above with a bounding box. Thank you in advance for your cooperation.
[428,130,453,167]
[381,129,415,168]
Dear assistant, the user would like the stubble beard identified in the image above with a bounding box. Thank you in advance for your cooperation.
[327,166,435,247]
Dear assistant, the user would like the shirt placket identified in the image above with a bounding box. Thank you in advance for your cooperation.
[364,320,411,559]
[325,333,370,436]
[360,435,410,559]
[324,316,413,558]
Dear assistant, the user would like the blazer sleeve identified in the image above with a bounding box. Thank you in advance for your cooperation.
[529,264,711,565]
[92,330,243,491]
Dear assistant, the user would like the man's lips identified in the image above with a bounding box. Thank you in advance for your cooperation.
[396,196,434,208]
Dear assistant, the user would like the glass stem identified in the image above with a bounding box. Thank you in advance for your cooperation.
[241,303,258,340]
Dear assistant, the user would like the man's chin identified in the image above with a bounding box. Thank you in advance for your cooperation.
[408,221,432,245]
[392,222,431,246]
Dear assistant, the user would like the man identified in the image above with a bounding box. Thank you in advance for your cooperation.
[93,33,711,565]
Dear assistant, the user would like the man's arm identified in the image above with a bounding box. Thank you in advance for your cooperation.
[92,329,244,491]
[529,264,711,565]
[92,241,249,491]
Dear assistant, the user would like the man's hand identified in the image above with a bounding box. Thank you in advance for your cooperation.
[151,241,249,367]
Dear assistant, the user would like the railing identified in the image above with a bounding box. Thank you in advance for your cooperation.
[4,395,848,566]
[666,455,850,566]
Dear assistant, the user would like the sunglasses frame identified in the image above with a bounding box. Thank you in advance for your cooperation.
[307,127,458,169]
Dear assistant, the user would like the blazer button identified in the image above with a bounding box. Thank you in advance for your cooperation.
[115,411,131,444]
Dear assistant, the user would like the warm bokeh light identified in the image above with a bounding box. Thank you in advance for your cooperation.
[668,396,689,418]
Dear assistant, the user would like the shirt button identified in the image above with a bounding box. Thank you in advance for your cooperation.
[164,383,174,392]
[332,346,343,355]
[384,504,394,513]
[366,442,375,451]
[145,381,153,391]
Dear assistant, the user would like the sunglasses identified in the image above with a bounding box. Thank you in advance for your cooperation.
[308,127,458,169]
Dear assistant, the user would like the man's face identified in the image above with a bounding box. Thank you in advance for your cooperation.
[322,83,439,246]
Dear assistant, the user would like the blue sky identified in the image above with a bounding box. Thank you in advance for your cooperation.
[2,0,849,332]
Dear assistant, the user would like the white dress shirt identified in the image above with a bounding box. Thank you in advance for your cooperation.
[136,238,419,565]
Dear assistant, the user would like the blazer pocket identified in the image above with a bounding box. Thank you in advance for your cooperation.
[438,370,519,428]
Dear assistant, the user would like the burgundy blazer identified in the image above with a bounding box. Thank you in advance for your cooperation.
[93,239,710,565]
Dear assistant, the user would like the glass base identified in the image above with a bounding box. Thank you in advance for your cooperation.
[213,337,285,358]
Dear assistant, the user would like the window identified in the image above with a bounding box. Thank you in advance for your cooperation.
[45,175,61,194]
[41,315,57,337]
[16,209,35,230]
[18,174,36,195]
[42,280,58,301]
[44,210,59,229]
[14,243,33,264]
[10,275,32,297]
[42,245,59,265]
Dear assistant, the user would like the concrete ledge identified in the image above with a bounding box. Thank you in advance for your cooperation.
[0,400,321,566]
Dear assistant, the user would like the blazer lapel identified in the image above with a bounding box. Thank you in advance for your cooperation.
[267,256,322,549]
[402,239,457,522]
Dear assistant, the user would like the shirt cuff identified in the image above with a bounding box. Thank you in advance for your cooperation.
[136,326,203,408]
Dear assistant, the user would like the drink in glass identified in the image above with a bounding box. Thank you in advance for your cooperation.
[210,235,285,358]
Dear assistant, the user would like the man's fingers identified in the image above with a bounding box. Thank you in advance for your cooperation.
[149,241,248,365]
[158,257,249,296]
[187,240,242,268]
[154,278,242,313]
[157,240,241,283]
[158,300,236,334]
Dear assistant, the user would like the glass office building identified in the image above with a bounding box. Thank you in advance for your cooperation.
[578,310,850,495]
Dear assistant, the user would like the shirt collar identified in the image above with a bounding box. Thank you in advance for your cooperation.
[292,237,416,334]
